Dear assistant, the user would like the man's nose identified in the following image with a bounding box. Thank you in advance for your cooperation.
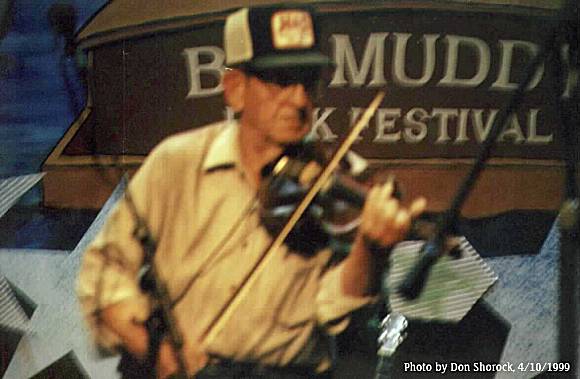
[285,83,311,107]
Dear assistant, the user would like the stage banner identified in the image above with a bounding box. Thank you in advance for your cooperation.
[43,3,570,212]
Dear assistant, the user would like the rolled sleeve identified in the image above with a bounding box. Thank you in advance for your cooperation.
[316,262,378,335]
[76,223,151,349]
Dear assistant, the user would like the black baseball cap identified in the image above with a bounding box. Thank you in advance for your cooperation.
[224,6,333,70]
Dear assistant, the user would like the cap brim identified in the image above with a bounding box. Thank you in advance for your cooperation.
[250,52,334,70]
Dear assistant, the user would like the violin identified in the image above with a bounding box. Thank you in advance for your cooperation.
[257,140,446,255]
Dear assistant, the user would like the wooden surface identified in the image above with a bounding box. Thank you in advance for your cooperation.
[369,158,566,217]
[43,156,566,217]
[42,165,137,209]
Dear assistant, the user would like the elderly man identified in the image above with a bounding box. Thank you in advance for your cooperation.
[77,5,425,379]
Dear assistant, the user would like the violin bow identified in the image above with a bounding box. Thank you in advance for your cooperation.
[201,91,385,347]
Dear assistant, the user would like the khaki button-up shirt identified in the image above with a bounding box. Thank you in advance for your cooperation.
[77,121,374,371]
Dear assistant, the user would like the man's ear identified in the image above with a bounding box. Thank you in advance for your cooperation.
[222,69,246,112]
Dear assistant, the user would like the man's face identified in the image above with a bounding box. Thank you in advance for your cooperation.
[240,67,322,145]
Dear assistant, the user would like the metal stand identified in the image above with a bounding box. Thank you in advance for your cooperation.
[549,2,579,374]
[124,186,189,379]
[396,0,579,376]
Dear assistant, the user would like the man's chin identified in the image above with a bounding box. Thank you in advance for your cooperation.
[271,121,306,138]
[280,128,310,144]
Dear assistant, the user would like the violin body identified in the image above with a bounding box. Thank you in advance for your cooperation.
[258,142,451,255]
[258,142,331,254]
[258,142,396,254]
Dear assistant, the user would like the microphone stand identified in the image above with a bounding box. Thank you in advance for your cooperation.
[398,25,555,298]
[123,183,189,379]
[398,0,573,296]
[398,1,578,374]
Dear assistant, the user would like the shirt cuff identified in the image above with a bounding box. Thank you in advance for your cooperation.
[316,263,378,334]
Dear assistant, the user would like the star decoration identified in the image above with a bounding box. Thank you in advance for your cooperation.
[0,179,125,379]
[0,174,46,334]
[483,220,576,379]
[386,237,497,322]
[1,172,576,378]
[380,218,572,378]
[0,174,45,219]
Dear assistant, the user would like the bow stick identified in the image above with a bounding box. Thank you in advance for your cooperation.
[201,91,385,347]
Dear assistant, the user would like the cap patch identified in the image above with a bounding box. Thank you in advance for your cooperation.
[271,10,315,50]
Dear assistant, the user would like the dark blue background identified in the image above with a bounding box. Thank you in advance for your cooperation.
[0,0,106,179]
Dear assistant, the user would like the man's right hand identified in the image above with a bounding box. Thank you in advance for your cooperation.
[100,300,150,359]
[100,301,208,378]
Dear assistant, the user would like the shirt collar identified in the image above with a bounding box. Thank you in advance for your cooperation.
[202,121,241,172]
